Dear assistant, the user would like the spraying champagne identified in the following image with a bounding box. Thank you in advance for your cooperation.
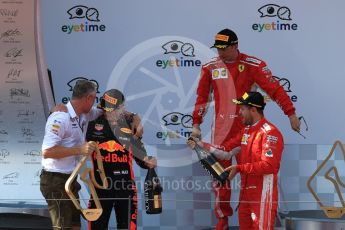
[188,137,229,184]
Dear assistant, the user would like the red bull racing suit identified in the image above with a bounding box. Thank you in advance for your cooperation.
[222,118,284,230]
[192,52,294,219]
[86,113,148,230]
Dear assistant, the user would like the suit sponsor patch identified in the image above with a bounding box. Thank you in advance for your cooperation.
[198,107,205,116]
[238,64,245,72]
[251,212,257,220]
[51,128,59,135]
[262,66,271,74]
[263,123,271,132]
[113,170,121,175]
[52,124,60,129]
[212,68,228,79]
[120,128,132,134]
[51,123,61,134]
[245,57,261,65]
[95,123,104,131]
[265,149,273,157]
[266,135,278,144]
[241,134,250,145]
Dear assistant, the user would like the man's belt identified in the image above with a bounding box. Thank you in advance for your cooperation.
[41,170,71,179]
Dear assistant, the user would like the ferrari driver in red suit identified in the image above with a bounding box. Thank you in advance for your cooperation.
[189,92,284,230]
[191,28,300,230]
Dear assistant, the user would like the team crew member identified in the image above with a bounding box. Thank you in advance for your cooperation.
[86,89,157,230]
[189,92,284,230]
[191,28,299,229]
[40,79,102,230]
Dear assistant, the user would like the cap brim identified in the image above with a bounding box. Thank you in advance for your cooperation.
[210,44,229,49]
[97,102,111,111]
[97,99,117,112]
[232,99,265,108]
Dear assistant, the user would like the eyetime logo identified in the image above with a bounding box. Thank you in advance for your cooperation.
[156,40,202,69]
[273,76,297,102]
[156,112,193,140]
[252,4,298,32]
[61,5,106,34]
[61,77,101,104]
[260,75,298,103]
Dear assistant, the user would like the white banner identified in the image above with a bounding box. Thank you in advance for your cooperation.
[0,0,52,204]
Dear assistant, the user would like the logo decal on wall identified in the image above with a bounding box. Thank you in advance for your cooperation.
[61,77,100,104]
[67,77,100,93]
[156,40,202,69]
[162,112,192,128]
[273,76,292,92]
[67,5,100,21]
[162,41,195,57]
[258,4,292,20]
[252,4,298,32]
[261,75,297,103]
[62,5,106,34]
[156,112,192,141]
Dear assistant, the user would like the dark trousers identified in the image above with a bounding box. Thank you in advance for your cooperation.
[40,170,81,230]
[88,183,138,230]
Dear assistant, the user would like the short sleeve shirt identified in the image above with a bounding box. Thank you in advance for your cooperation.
[41,102,102,173]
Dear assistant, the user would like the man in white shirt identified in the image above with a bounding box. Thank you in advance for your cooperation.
[40,79,102,230]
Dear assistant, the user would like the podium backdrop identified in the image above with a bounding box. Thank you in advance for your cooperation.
[41,0,345,145]
[1,0,345,229]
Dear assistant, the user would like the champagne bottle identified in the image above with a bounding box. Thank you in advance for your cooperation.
[144,159,163,214]
[192,141,229,184]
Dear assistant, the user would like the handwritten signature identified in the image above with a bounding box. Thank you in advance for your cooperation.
[0,28,22,40]
[0,9,19,17]
[3,172,19,180]
[10,88,30,99]
[7,68,23,79]
[22,128,34,137]
[0,130,8,135]
[4,48,23,58]
[0,149,10,158]
[17,109,35,117]
[24,150,41,157]
[35,170,40,177]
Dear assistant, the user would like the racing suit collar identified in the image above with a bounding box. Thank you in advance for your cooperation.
[222,49,240,64]
[249,117,267,130]
[236,50,244,62]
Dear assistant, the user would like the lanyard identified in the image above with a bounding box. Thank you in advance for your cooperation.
[76,117,84,133]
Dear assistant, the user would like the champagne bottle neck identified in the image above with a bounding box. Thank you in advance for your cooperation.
[195,145,208,159]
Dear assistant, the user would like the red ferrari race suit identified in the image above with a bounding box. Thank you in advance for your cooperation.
[222,117,284,230]
[86,113,148,230]
[192,51,294,219]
